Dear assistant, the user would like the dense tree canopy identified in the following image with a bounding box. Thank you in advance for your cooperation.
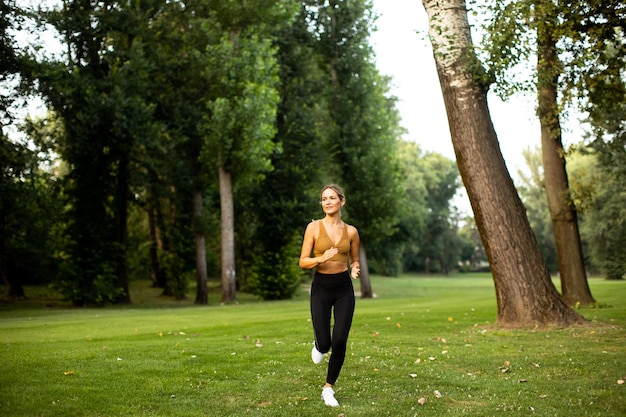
[4,0,622,307]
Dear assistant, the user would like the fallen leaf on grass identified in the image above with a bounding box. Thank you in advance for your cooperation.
[63,370,74,376]
[418,397,426,405]
[409,373,418,378]
[415,358,421,364]
[396,323,402,328]
[618,379,625,385]
[434,390,442,398]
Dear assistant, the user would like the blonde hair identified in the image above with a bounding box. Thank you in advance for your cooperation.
[320,184,345,202]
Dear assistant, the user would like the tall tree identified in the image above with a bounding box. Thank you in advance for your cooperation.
[199,0,296,304]
[308,0,402,298]
[25,0,161,305]
[480,0,625,305]
[421,0,584,327]
[535,0,593,305]
[146,0,213,303]
[244,4,334,300]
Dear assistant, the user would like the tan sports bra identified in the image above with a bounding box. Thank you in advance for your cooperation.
[313,220,350,263]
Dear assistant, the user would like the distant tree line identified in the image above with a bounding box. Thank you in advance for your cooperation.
[2,0,622,311]
[1,0,480,305]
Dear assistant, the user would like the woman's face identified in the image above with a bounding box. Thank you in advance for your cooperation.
[321,188,344,215]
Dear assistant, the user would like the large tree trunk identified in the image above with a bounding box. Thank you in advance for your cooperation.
[422,0,584,327]
[358,243,373,298]
[536,20,595,306]
[218,166,237,304]
[193,188,209,304]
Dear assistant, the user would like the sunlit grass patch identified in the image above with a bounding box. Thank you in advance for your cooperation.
[1,275,624,416]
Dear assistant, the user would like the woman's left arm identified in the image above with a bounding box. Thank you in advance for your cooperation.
[348,225,360,279]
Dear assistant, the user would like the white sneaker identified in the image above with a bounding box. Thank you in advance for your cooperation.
[311,344,325,364]
[322,386,339,407]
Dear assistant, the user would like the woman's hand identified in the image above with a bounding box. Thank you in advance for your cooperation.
[350,263,361,279]
[322,247,339,263]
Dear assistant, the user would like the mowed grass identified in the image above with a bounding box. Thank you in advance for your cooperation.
[1,275,625,417]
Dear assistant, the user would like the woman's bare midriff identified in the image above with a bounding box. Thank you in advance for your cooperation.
[317,260,349,275]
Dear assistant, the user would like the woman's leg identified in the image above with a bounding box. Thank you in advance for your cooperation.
[310,276,333,353]
[325,285,355,385]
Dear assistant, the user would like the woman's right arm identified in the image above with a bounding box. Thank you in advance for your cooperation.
[299,221,340,270]
[299,222,321,269]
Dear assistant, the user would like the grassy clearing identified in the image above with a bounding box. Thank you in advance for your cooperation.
[1,275,625,416]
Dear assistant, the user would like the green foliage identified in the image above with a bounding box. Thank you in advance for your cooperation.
[244,229,303,300]
[200,28,280,180]
[516,146,559,272]
[0,132,63,295]
[568,150,626,279]
[53,262,125,306]
[306,0,404,261]
[5,0,477,305]
[246,233,303,300]
[518,146,626,279]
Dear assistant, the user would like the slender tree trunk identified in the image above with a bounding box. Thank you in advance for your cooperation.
[114,155,130,303]
[358,244,373,298]
[536,20,595,306]
[193,188,209,304]
[218,166,237,304]
[422,0,584,327]
[147,190,166,288]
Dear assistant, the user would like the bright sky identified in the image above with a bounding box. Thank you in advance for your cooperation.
[369,0,580,181]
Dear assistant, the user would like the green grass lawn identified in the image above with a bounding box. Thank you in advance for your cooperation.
[1,275,625,416]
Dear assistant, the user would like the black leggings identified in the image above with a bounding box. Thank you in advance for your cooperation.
[310,270,355,385]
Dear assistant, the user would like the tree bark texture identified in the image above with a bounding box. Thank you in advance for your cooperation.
[422,0,585,327]
[219,166,237,304]
[193,188,209,304]
[358,243,373,298]
[536,21,595,306]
